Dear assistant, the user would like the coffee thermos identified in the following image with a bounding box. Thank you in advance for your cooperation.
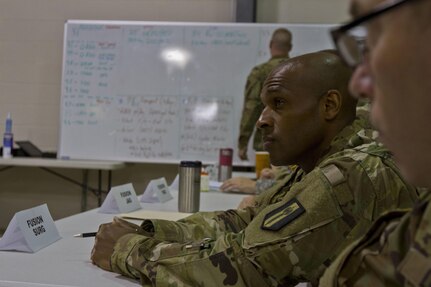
[178,160,202,213]
[218,148,233,182]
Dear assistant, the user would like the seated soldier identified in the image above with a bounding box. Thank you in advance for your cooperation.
[220,165,292,194]
[221,165,294,209]
[319,0,431,285]
[90,50,418,286]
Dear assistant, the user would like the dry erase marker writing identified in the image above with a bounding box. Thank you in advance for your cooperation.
[73,232,97,238]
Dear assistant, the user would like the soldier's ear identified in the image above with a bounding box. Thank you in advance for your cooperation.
[321,90,341,121]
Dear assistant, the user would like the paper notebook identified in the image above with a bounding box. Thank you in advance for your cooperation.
[120,210,191,221]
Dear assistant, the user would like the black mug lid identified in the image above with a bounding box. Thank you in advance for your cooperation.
[180,160,202,168]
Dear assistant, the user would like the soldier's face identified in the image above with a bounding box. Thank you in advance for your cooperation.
[257,69,326,169]
[348,0,431,186]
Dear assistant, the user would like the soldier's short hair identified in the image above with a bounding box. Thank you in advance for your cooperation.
[271,28,292,51]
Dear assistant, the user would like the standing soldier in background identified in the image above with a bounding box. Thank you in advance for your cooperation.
[238,28,292,160]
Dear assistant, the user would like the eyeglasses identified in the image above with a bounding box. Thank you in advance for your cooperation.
[331,0,419,67]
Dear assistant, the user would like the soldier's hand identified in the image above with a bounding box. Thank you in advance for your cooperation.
[237,195,256,209]
[259,168,276,180]
[220,177,256,194]
[238,147,248,161]
[91,216,139,271]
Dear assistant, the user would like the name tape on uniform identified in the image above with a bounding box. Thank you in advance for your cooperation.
[0,204,61,252]
[99,183,141,214]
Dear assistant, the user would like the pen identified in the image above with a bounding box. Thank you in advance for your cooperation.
[73,232,97,238]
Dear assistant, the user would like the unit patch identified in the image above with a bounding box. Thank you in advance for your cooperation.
[261,198,305,231]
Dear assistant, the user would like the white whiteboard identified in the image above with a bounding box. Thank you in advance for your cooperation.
[59,20,334,164]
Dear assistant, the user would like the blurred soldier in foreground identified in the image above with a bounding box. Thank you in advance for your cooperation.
[320,0,431,286]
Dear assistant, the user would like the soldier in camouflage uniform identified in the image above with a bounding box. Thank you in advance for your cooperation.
[238,28,291,160]
[220,165,293,194]
[222,165,295,209]
[91,51,419,286]
[319,0,431,286]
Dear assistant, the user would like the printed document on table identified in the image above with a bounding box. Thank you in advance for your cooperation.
[120,210,191,221]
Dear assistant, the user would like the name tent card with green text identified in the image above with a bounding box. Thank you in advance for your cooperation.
[0,204,61,252]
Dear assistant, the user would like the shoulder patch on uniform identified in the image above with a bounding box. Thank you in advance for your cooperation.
[398,247,431,286]
[321,164,345,186]
[261,198,305,231]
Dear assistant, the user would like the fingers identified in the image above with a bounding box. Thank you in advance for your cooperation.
[220,178,239,191]
[91,218,139,272]
[260,168,275,179]
[220,181,238,192]
[113,216,139,230]
[220,178,247,192]
[221,178,256,194]
[91,223,114,271]
[220,179,231,189]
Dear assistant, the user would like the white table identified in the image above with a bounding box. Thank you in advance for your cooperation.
[0,190,246,287]
[0,158,126,211]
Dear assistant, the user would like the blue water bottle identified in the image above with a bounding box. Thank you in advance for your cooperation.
[3,113,13,158]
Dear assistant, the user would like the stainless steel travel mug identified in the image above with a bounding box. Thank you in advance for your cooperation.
[178,161,201,213]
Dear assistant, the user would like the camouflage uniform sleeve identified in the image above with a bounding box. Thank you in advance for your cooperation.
[318,209,408,287]
[238,66,264,150]
[135,208,254,243]
[110,168,345,286]
[241,153,417,286]
[320,192,431,287]
[110,152,416,286]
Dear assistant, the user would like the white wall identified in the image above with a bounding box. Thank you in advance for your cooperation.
[0,0,236,152]
[0,0,348,230]
[257,0,350,24]
[0,0,348,152]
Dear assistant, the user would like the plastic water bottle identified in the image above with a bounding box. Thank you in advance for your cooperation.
[3,113,13,158]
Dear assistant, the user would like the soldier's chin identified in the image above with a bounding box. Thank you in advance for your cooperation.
[268,155,285,167]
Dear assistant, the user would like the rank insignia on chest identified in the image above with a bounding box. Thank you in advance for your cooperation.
[261,198,305,231]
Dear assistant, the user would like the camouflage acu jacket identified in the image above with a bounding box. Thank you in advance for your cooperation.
[111,118,419,287]
[319,190,430,287]
[238,56,289,151]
